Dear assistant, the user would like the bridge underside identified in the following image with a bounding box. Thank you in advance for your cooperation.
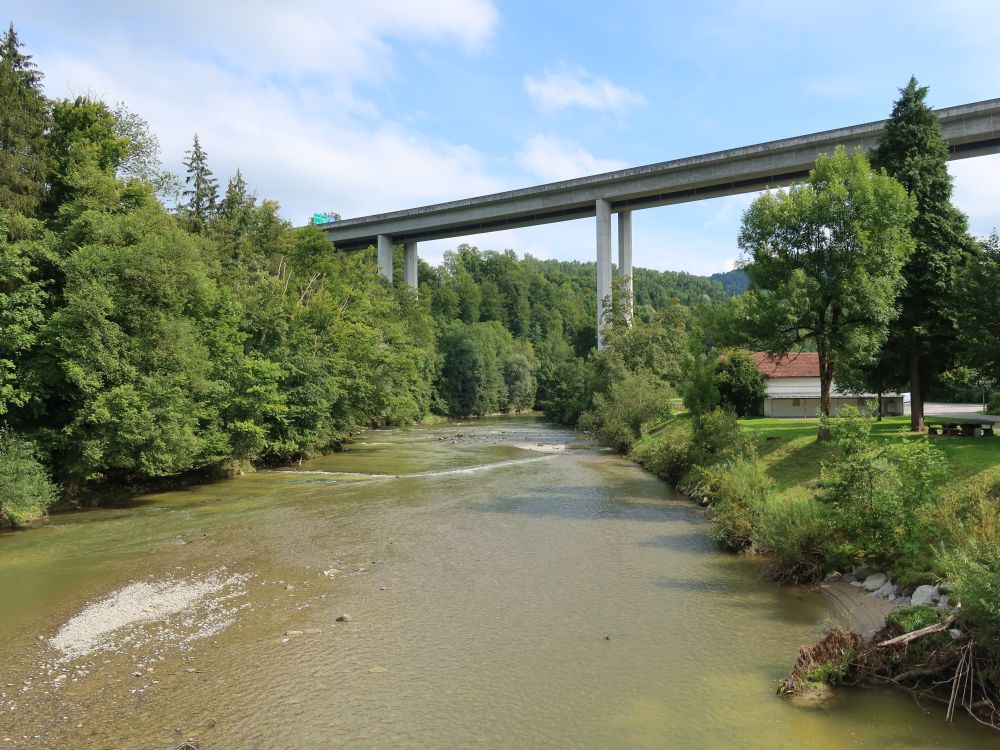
[318,98,1000,348]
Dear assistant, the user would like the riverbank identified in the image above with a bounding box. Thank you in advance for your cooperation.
[624,409,1000,727]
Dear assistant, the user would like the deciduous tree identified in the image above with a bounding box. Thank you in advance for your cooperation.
[738,147,914,438]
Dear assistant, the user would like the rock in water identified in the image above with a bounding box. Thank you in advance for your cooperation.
[336,614,353,623]
[862,573,888,592]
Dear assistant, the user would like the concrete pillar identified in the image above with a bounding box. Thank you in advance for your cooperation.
[617,210,634,325]
[403,241,418,290]
[596,198,612,350]
[376,234,393,281]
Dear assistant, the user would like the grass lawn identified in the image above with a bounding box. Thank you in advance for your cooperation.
[740,416,1000,500]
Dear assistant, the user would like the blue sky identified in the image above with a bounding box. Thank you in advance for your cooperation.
[7,1,1000,274]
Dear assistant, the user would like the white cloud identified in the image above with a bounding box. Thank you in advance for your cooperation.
[21,1,506,223]
[523,67,646,114]
[517,135,629,183]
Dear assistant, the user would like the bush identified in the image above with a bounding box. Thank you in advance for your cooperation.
[819,408,948,580]
[938,535,1000,651]
[631,419,693,483]
[580,368,674,453]
[702,455,772,551]
[753,495,829,582]
[715,349,766,417]
[688,408,754,471]
[0,429,58,528]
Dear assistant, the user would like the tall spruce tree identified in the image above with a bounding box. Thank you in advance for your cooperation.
[0,24,49,216]
[182,134,218,233]
[870,77,976,431]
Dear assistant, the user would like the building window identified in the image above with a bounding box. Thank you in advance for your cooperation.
[792,398,801,406]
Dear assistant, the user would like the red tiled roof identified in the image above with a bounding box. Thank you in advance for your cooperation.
[751,351,819,378]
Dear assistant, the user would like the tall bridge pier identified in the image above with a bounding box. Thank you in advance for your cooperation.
[318,99,1000,349]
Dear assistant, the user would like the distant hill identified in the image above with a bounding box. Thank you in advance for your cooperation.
[708,269,749,296]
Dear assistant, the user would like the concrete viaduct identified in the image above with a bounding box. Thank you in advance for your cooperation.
[318,98,1000,348]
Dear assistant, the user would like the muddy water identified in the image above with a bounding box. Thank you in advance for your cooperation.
[1,416,997,748]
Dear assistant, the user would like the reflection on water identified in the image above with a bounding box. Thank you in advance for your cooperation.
[1,416,997,748]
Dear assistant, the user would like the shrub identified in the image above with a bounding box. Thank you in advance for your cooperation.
[938,534,1000,651]
[715,349,766,417]
[580,368,674,453]
[0,429,59,528]
[819,408,948,580]
[753,495,828,582]
[688,408,754,470]
[631,419,693,483]
[702,454,772,551]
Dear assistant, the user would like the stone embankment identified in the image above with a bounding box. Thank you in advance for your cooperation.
[819,565,952,640]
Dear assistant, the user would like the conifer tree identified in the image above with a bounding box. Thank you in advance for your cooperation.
[870,77,977,431]
[0,24,49,216]
[182,134,218,232]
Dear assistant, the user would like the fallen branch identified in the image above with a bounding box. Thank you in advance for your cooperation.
[878,616,956,648]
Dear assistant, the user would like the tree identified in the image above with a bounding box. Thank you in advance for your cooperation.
[716,349,767,417]
[960,231,1000,398]
[0,24,49,216]
[738,147,915,438]
[869,78,977,431]
[182,134,218,233]
[0,428,57,527]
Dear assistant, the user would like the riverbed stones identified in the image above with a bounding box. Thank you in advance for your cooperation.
[336,614,352,623]
[853,564,878,579]
[910,584,941,607]
[937,595,951,610]
[892,596,912,607]
[871,581,898,599]
[862,573,888,592]
[824,571,842,582]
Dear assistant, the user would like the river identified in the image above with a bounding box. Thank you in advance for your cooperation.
[1,416,997,748]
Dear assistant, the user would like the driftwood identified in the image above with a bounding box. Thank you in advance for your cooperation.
[877,615,956,648]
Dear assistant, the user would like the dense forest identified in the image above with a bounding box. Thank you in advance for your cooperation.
[0,25,729,524]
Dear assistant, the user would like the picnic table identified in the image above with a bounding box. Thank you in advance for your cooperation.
[925,412,999,437]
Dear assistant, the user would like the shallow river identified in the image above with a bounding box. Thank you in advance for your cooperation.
[1,416,998,748]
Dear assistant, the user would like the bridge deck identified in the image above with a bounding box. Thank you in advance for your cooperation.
[319,98,1000,251]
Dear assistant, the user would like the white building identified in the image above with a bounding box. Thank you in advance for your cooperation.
[752,352,904,418]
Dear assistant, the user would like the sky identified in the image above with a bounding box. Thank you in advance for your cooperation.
[7,1,1000,275]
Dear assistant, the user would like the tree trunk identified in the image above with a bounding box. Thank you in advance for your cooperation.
[877,390,883,421]
[818,350,834,440]
[908,345,924,432]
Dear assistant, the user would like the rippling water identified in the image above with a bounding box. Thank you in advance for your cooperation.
[1,416,997,748]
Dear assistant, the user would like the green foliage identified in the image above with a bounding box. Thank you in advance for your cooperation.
[688,408,754,471]
[870,78,977,429]
[888,605,943,633]
[502,353,535,412]
[182,134,218,233]
[0,428,57,527]
[708,269,749,296]
[752,495,828,582]
[0,23,49,216]
[580,368,674,452]
[631,418,693,483]
[939,539,1000,649]
[702,454,772,551]
[738,146,915,427]
[681,352,720,416]
[715,348,766,416]
[819,408,948,579]
[0,208,55,414]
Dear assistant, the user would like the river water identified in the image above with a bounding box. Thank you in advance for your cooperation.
[1,416,997,748]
